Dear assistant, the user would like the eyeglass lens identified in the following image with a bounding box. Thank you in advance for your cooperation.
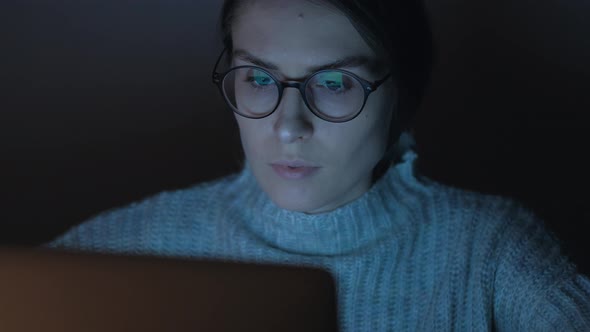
[222,67,365,121]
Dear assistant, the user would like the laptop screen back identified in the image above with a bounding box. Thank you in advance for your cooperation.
[0,248,338,332]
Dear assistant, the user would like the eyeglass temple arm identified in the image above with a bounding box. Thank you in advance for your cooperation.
[212,48,228,84]
[368,73,392,92]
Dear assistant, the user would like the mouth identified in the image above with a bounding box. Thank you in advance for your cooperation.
[270,160,321,180]
[271,160,319,168]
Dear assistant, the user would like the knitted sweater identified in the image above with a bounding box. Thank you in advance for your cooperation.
[48,151,590,331]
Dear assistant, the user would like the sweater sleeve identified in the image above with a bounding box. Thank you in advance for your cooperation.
[493,205,590,331]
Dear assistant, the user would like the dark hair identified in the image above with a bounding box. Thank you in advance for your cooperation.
[219,0,434,179]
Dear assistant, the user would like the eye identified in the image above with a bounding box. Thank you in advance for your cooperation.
[313,72,351,93]
[247,69,274,87]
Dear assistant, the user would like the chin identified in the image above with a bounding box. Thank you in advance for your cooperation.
[252,167,336,214]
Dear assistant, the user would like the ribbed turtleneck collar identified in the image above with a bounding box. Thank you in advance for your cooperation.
[234,150,425,256]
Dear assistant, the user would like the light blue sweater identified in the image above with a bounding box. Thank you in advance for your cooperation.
[48,151,590,331]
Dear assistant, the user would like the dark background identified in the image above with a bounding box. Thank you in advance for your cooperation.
[2,0,589,274]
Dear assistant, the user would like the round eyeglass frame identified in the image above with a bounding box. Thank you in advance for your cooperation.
[211,48,392,123]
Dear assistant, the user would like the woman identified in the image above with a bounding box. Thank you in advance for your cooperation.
[49,0,590,330]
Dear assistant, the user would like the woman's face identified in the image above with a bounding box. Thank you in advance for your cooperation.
[231,0,394,214]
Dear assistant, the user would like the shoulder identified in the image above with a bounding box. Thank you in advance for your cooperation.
[396,154,530,237]
[45,171,245,255]
[384,150,538,248]
[428,179,556,249]
[388,149,523,227]
[101,170,242,224]
[407,168,563,267]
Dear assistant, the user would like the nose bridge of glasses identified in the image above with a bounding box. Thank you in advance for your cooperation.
[281,81,306,95]
[275,81,313,120]
[278,81,307,106]
[277,81,310,108]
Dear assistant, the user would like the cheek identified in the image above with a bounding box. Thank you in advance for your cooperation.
[367,93,394,149]
[235,117,267,158]
[317,117,387,175]
[348,98,392,155]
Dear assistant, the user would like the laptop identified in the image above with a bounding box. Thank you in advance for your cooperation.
[0,248,338,332]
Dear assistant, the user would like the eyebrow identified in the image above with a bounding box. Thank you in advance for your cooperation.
[233,49,382,76]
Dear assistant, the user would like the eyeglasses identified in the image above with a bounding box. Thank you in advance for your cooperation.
[211,48,392,123]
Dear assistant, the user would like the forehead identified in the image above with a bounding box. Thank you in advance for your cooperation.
[231,0,375,70]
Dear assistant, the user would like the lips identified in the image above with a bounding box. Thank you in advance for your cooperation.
[271,160,319,168]
[270,160,321,180]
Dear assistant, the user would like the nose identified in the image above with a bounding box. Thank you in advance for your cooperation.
[273,87,314,144]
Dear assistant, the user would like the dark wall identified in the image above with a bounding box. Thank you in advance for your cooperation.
[2,0,589,272]
[2,0,239,243]
[415,0,590,274]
